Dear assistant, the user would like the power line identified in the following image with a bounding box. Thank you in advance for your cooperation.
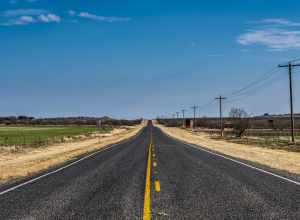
[198,99,216,111]
[279,57,300,65]
[224,69,284,104]
[225,67,281,99]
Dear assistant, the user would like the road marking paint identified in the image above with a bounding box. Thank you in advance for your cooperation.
[0,128,145,196]
[161,130,300,186]
[154,180,161,192]
[143,140,152,220]
[153,161,157,167]
[153,154,156,157]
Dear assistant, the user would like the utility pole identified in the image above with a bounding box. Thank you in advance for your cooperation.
[215,96,226,136]
[191,106,198,129]
[182,109,187,127]
[278,62,300,143]
[181,109,186,119]
[176,112,179,119]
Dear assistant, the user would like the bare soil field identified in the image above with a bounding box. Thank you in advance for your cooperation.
[0,124,144,184]
[155,123,300,175]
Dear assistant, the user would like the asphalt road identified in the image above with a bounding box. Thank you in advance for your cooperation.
[0,124,299,219]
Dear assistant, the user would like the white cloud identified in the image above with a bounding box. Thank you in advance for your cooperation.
[78,11,131,22]
[238,18,300,50]
[2,15,35,25]
[0,9,60,26]
[238,28,300,50]
[3,9,46,17]
[38,14,60,23]
[19,15,35,23]
[0,8,130,26]
[258,18,300,27]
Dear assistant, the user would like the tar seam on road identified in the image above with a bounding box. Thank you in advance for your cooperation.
[154,180,161,192]
[161,129,300,187]
[143,133,152,220]
[151,142,160,193]
[153,162,157,167]
[0,128,145,196]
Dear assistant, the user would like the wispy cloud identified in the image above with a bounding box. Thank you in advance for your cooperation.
[258,18,300,27]
[238,18,300,50]
[68,10,131,23]
[0,8,131,26]
[0,8,60,26]
[9,0,38,4]
[38,14,60,23]
[3,9,46,16]
[79,12,131,22]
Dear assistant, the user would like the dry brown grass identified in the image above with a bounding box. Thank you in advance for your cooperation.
[155,123,300,175]
[0,124,144,184]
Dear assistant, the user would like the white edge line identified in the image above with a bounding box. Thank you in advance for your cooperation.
[0,128,144,196]
[159,128,300,186]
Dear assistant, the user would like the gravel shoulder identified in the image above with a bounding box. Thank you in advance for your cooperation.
[0,124,144,184]
[155,123,300,176]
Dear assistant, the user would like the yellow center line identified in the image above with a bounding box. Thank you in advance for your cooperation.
[143,135,152,220]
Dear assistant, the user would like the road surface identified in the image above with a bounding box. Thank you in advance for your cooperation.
[0,124,299,219]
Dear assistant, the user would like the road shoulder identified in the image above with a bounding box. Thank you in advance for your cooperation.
[155,124,300,181]
[0,124,144,185]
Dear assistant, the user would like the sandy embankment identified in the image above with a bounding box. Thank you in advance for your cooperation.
[156,123,300,175]
[0,124,144,184]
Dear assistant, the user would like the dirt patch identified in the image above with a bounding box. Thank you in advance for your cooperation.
[0,125,144,184]
[155,124,300,175]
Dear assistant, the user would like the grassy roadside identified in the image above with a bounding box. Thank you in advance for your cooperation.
[155,123,300,176]
[0,125,112,147]
[0,124,144,184]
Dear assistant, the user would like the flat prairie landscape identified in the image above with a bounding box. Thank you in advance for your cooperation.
[0,125,109,147]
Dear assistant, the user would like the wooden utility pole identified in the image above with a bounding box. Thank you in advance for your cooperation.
[182,109,187,127]
[215,96,226,136]
[278,62,300,143]
[191,106,198,129]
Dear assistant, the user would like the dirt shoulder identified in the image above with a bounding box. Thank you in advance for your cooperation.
[155,124,300,176]
[0,124,144,184]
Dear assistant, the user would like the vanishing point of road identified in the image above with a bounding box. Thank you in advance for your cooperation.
[0,122,299,219]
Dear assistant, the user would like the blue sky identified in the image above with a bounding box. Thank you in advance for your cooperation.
[1,0,300,119]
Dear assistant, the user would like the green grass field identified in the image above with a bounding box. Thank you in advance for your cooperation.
[0,125,111,147]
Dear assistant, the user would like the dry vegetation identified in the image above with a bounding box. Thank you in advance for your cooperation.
[0,124,144,184]
[155,123,300,175]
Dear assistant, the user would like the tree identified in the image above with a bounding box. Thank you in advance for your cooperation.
[229,107,249,138]
[229,108,248,118]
